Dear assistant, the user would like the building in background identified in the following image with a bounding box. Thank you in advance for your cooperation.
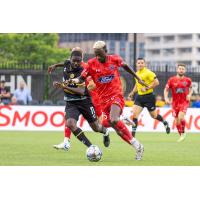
[58,33,145,66]
[144,33,200,67]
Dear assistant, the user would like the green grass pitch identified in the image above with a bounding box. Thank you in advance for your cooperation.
[0,131,200,166]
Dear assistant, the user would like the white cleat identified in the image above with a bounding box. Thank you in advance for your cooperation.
[177,133,187,143]
[122,116,135,126]
[135,144,144,160]
[53,140,70,151]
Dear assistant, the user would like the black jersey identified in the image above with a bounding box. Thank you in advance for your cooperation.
[63,60,90,101]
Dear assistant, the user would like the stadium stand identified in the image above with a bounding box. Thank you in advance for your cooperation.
[56,100,66,106]
[28,99,39,105]
[43,100,53,105]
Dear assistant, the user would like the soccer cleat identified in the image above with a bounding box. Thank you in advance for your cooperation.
[177,133,187,143]
[122,116,136,126]
[53,140,70,151]
[103,129,110,147]
[135,144,144,160]
[164,121,170,134]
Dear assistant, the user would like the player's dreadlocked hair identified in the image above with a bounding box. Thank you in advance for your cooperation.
[71,47,83,58]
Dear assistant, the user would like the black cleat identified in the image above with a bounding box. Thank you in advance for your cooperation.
[103,129,110,147]
[164,121,170,134]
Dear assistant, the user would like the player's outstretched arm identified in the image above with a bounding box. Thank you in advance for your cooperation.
[164,87,170,104]
[87,80,96,91]
[48,63,64,74]
[122,64,148,87]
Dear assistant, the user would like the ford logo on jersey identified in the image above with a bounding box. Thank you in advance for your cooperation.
[109,65,115,70]
[98,74,115,83]
[176,88,185,93]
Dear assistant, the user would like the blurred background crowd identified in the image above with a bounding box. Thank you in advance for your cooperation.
[1,77,200,108]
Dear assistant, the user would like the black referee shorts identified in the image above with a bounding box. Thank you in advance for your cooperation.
[65,98,97,123]
[134,93,156,112]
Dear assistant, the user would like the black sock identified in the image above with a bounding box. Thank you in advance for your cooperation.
[132,118,138,137]
[156,114,165,123]
[73,128,92,147]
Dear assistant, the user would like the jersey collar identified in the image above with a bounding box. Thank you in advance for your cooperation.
[138,66,146,72]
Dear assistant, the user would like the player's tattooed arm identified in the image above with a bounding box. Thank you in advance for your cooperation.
[122,63,148,87]
[48,63,64,74]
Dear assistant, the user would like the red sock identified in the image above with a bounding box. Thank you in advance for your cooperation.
[180,119,186,133]
[102,119,111,128]
[114,120,132,144]
[64,126,72,138]
[176,124,182,136]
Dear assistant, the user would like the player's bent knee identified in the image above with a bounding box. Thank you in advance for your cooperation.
[151,114,157,119]
[91,127,99,132]
[177,118,182,124]
[90,124,99,132]
[109,118,119,126]
[178,117,184,122]
[89,121,101,132]
[66,119,77,131]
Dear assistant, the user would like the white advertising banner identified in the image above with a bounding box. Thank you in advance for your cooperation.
[0,105,200,132]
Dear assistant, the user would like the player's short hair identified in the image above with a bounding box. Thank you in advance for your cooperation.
[177,63,186,68]
[137,57,145,62]
[71,47,83,58]
[93,41,107,52]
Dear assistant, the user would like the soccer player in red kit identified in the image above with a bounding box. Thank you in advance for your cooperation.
[70,41,147,160]
[164,64,193,142]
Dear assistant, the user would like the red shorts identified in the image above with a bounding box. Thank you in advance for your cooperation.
[172,102,189,118]
[102,95,125,120]
[91,95,102,118]
[93,103,102,118]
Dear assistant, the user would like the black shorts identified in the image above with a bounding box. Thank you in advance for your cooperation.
[65,98,97,123]
[134,93,156,112]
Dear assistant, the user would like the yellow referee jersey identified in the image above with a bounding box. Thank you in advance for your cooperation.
[135,67,156,95]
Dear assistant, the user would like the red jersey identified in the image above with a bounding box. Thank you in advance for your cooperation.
[85,76,99,103]
[166,76,192,107]
[81,55,124,104]
[86,77,99,103]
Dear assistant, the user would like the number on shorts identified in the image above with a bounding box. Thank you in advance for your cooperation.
[90,106,96,118]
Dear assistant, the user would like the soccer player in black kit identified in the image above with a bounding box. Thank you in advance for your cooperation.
[48,47,110,149]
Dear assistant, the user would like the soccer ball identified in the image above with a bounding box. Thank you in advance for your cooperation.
[86,145,102,162]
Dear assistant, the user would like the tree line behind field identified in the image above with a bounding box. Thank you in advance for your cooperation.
[0,33,70,69]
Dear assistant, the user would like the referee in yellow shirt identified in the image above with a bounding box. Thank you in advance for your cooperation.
[128,58,170,137]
